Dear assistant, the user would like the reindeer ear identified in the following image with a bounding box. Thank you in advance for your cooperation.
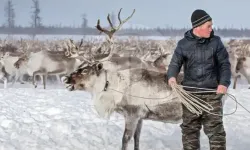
[96,63,103,71]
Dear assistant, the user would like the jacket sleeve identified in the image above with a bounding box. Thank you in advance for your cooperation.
[166,41,184,80]
[215,38,231,87]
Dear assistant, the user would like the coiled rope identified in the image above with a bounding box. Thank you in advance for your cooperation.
[107,83,250,116]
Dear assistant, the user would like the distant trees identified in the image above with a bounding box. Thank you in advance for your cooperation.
[31,0,42,28]
[30,0,42,38]
[1,1,250,37]
[81,13,88,28]
[4,0,15,28]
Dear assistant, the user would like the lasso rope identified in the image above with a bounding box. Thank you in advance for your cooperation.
[170,83,236,116]
[171,83,214,116]
[105,83,250,116]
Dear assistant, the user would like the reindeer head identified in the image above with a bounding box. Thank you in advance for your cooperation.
[153,53,173,70]
[236,57,246,73]
[62,62,104,91]
[0,52,10,64]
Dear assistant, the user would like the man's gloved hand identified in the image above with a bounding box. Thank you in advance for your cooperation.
[216,85,228,94]
[168,77,177,86]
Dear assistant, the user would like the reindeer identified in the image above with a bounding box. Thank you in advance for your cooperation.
[235,56,250,89]
[0,51,28,86]
[14,39,84,89]
[62,62,184,150]
[61,8,186,150]
[228,52,241,89]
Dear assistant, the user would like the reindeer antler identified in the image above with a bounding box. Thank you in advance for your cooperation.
[64,38,87,59]
[95,8,135,40]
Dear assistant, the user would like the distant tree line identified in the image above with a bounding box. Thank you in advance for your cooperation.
[2,0,250,37]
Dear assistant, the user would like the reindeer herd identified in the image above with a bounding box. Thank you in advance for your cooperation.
[0,8,250,150]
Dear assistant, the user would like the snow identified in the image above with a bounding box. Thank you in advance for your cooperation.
[0,79,249,150]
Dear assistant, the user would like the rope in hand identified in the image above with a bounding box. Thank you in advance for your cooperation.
[171,83,250,116]
[106,83,250,116]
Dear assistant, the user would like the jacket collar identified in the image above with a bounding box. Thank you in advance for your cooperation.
[184,29,214,44]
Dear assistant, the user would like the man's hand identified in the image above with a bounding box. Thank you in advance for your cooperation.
[217,85,228,94]
[168,77,177,86]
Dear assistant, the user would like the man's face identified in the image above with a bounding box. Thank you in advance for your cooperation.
[197,21,213,38]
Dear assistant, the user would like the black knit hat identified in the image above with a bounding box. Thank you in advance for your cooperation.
[191,9,212,28]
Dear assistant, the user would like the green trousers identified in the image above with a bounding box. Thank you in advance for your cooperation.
[181,94,226,150]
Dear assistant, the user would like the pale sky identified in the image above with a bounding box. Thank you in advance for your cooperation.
[0,0,249,29]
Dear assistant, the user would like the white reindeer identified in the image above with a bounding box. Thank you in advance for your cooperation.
[0,52,27,86]
[14,39,84,89]
[61,8,185,150]
[62,61,184,150]
[228,52,239,89]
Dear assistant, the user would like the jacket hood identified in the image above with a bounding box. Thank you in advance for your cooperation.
[184,29,214,44]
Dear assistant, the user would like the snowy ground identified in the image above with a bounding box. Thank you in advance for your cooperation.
[0,79,249,150]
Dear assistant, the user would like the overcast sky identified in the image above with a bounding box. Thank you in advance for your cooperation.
[0,0,249,29]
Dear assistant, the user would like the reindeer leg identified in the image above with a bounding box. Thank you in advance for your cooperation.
[246,78,250,89]
[134,119,143,150]
[11,71,20,86]
[122,116,140,150]
[2,77,7,89]
[56,74,61,84]
[19,75,26,84]
[39,75,43,85]
[43,73,48,89]
[32,74,37,88]
[233,76,238,89]
[33,71,44,88]
[7,75,13,83]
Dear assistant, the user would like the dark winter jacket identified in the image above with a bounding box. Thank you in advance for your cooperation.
[166,30,231,90]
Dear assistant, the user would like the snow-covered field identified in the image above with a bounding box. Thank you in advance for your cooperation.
[0,34,250,149]
[0,79,249,150]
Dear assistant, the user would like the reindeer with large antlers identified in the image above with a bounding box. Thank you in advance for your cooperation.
[62,8,185,150]
[79,8,172,73]
[14,39,84,89]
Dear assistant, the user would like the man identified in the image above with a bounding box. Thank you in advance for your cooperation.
[167,9,231,150]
